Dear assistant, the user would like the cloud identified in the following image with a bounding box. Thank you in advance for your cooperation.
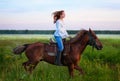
[0,0,120,13]
[0,0,120,30]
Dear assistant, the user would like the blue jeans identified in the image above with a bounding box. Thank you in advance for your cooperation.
[54,36,64,52]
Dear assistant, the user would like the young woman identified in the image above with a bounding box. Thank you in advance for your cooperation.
[52,10,69,65]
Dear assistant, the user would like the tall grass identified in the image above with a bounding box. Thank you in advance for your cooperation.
[0,35,120,81]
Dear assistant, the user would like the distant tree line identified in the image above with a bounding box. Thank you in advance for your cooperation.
[0,30,120,34]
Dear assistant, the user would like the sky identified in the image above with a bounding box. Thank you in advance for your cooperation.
[0,0,120,30]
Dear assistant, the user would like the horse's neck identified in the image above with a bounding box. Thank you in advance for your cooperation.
[76,34,89,54]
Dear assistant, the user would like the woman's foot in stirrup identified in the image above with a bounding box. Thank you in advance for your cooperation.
[58,62,63,66]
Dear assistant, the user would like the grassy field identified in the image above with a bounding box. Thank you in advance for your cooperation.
[0,34,120,81]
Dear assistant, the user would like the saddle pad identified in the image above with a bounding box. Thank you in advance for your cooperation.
[48,52,67,56]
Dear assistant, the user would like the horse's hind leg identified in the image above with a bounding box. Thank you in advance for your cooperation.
[22,61,39,74]
[74,65,84,75]
[28,61,39,74]
[22,61,31,73]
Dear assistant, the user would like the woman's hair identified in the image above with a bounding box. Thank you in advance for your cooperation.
[52,10,64,23]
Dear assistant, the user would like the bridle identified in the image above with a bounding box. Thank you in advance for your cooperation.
[88,32,97,49]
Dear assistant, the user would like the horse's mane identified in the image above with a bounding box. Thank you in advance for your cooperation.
[70,29,88,43]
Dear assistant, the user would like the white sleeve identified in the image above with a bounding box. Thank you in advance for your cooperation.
[56,21,60,31]
[56,20,69,38]
[56,20,61,36]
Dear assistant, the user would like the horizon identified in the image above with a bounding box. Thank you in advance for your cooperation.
[0,0,120,30]
[0,27,119,31]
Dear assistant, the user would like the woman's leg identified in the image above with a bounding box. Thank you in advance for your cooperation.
[54,36,64,65]
[55,36,64,51]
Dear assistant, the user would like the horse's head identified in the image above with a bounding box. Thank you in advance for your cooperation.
[88,28,103,50]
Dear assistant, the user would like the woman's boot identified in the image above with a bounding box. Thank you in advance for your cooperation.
[55,51,63,66]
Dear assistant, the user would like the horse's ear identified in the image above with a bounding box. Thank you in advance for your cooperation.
[89,28,92,32]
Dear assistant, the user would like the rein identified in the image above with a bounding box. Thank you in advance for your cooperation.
[88,32,96,53]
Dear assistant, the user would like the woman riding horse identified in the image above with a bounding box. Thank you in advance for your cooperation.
[52,10,70,65]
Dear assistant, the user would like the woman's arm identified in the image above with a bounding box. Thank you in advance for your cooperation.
[56,20,69,38]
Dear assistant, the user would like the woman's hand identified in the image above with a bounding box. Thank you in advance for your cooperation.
[68,36,72,39]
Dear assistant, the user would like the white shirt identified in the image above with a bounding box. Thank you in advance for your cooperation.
[54,20,69,39]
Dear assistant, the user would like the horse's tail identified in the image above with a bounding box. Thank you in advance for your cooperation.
[13,44,30,55]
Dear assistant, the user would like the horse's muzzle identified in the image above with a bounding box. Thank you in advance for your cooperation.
[96,45,103,50]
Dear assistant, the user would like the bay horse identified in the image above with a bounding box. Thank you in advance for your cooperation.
[13,28,103,77]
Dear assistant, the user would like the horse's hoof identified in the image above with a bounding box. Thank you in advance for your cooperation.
[79,71,85,75]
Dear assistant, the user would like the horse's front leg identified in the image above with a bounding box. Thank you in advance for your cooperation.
[68,64,74,77]
[74,65,84,75]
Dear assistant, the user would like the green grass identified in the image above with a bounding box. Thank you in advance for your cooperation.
[0,35,120,81]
